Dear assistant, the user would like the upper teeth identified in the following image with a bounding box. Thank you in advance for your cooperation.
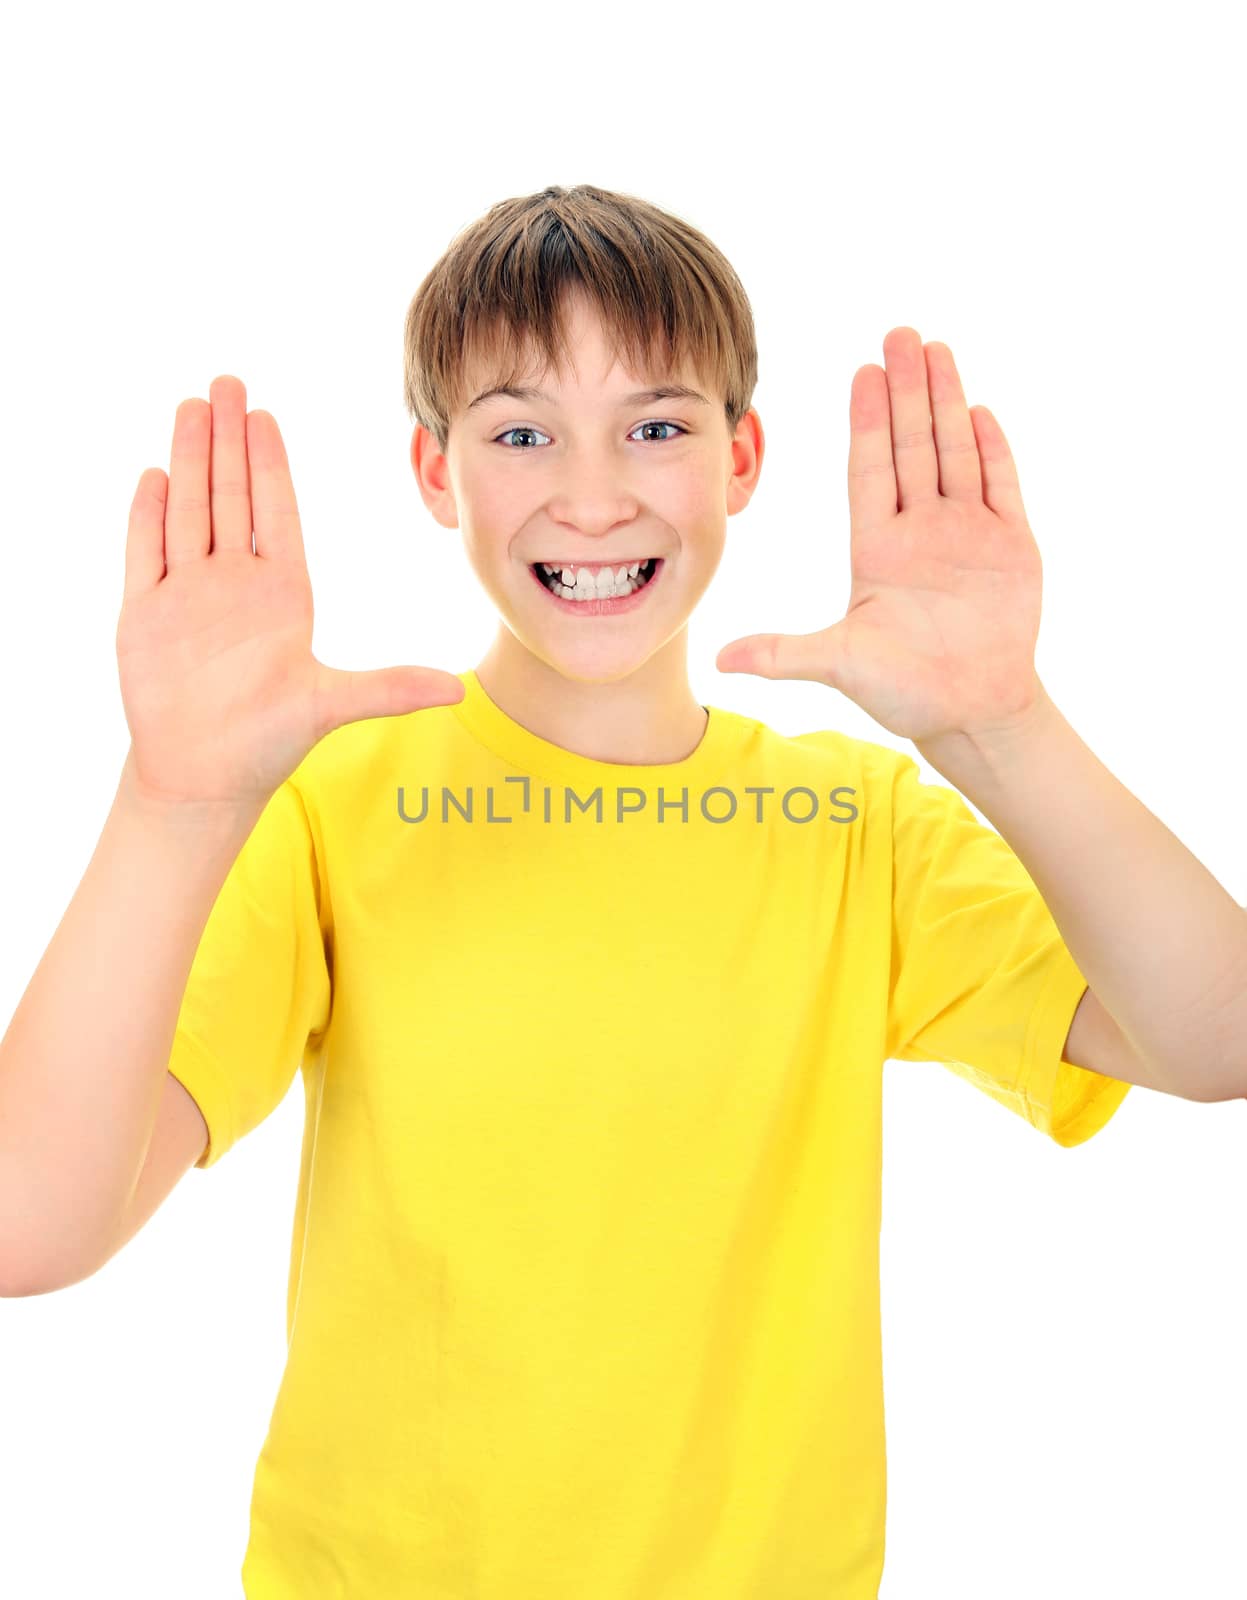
[540,560,647,588]
[537,563,653,601]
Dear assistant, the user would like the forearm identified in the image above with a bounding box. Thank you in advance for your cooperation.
[915,683,1247,1102]
[0,749,263,1292]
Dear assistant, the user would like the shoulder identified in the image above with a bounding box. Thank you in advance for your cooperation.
[734,710,914,794]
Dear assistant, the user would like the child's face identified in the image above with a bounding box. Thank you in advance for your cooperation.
[411,288,763,686]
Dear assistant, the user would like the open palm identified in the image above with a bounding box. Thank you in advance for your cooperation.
[116,377,464,810]
[716,328,1045,746]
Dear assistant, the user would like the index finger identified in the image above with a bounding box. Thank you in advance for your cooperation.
[246,409,307,564]
[847,364,899,534]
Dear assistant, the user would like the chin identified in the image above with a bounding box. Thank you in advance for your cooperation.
[525,635,666,686]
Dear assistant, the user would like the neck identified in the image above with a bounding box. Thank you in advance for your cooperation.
[472,629,709,766]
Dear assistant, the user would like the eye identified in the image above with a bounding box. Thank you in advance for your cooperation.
[630,421,687,444]
[492,425,552,450]
[491,421,689,449]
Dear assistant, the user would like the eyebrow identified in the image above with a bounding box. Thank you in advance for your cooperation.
[465,383,712,413]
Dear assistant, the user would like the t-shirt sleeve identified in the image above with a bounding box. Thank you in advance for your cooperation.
[884,750,1130,1147]
[167,776,332,1170]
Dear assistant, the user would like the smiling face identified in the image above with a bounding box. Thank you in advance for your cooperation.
[410,287,764,688]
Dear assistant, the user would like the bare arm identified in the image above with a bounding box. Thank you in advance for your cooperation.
[0,753,261,1295]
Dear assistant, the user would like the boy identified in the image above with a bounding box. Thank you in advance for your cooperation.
[1,182,1243,1598]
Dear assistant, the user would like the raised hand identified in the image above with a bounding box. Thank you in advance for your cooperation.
[715,328,1045,748]
[116,375,465,811]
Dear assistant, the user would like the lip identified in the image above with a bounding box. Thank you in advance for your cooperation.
[527,557,665,614]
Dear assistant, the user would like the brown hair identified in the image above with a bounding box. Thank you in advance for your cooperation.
[402,184,758,455]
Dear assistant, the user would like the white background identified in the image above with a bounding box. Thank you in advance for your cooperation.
[1,2,1244,1595]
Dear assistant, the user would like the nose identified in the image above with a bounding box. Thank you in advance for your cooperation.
[545,456,641,536]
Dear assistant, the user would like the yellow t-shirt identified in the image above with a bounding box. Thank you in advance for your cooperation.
[168,667,1130,1598]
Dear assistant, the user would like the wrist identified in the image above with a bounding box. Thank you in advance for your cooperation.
[913,682,1067,796]
[115,747,267,848]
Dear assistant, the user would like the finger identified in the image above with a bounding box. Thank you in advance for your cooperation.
[164,398,212,567]
[924,342,983,503]
[969,405,1028,526]
[882,326,939,508]
[123,468,169,601]
[247,409,307,564]
[311,663,466,739]
[208,375,253,555]
[847,365,899,534]
[716,628,843,686]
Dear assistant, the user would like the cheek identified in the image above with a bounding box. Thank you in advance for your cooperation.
[455,489,526,564]
[464,479,522,524]
[668,472,727,547]
[639,460,714,522]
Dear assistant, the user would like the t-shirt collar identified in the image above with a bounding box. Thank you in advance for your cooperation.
[449,667,741,788]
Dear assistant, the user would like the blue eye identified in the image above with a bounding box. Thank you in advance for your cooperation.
[492,421,688,449]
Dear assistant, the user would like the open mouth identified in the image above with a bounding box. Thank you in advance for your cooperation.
[530,558,662,603]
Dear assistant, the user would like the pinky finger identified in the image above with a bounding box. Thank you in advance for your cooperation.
[123,468,168,601]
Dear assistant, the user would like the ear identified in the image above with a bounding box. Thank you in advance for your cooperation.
[726,408,765,518]
[410,423,460,530]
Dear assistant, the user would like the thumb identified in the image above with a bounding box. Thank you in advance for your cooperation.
[312,662,466,736]
[715,625,846,686]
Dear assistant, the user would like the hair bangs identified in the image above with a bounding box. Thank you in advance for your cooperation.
[403,184,757,454]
